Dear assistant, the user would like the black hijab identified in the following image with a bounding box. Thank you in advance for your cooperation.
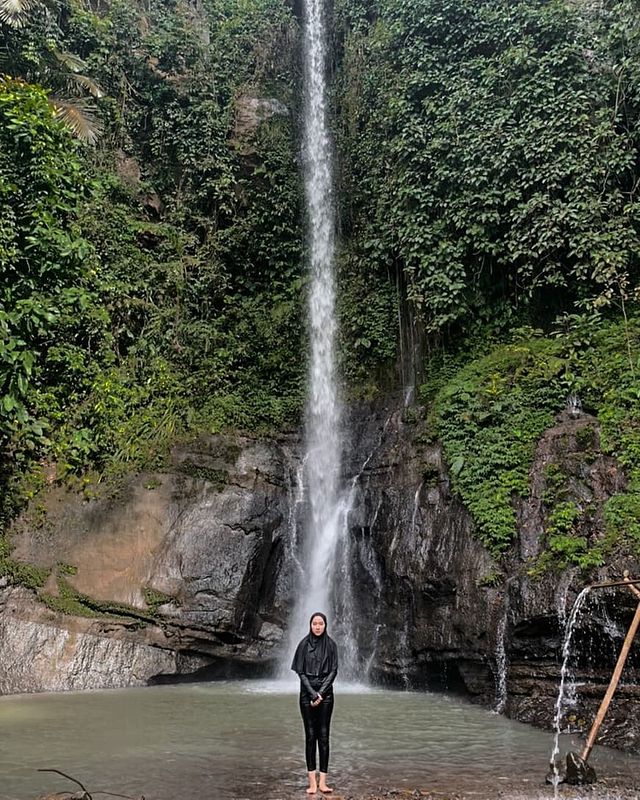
[291,612,338,676]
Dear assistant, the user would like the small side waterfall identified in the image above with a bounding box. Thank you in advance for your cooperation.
[493,591,509,715]
[398,614,412,690]
[550,587,591,793]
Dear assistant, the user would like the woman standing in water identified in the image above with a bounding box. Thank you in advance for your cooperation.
[291,612,339,794]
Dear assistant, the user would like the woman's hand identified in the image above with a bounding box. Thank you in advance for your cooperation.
[311,693,323,707]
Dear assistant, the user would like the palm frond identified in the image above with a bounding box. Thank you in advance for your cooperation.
[0,0,41,28]
[67,71,104,99]
[51,50,104,98]
[53,48,86,74]
[51,98,102,145]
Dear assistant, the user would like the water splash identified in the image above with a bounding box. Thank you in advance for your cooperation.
[410,480,423,536]
[594,591,624,641]
[404,384,415,407]
[550,587,591,795]
[284,454,307,584]
[357,516,384,679]
[555,568,577,628]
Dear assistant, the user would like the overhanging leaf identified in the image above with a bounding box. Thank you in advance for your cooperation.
[0,0,40,28]
[51,99,102,145]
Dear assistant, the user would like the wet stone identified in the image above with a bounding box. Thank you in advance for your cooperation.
[565,752,598,785]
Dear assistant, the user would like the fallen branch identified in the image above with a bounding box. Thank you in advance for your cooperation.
[38,770,90,798]
[36,769,145,800]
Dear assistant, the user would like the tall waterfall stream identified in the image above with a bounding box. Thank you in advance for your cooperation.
[287,0,358,671]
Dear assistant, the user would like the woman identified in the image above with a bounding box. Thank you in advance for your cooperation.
[291,612,339,794]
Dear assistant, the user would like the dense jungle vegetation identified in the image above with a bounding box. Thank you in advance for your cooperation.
[1,0,640,566]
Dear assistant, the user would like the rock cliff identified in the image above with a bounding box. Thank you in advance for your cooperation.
[1,399,639,751]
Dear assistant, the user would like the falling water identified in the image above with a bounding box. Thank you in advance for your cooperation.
[357,501,384,678]
[398,614,412,691]
[330,417,393,674]
[566,393,583,418]
[550,587,591,794]
[494,592,509,715]
[288,0,344,657]
[284,456,307,584]
[555,568,577,628]
[410,481,423,534]
[389,481,422,559]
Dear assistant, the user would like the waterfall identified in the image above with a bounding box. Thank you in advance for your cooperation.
[493,593,509,715]
[549,587,591,794]
[288,0,345,662]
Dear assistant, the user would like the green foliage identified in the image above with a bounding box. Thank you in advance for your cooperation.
[604,491,640,551]
[334,0,640,337]
[1,0,105,141]
[4,0,640,599]
[41,575,155,622]
[0,537,50,588]
[477,568,504,588]
[429,313,640,561]
[542,462,566,506]
[0,0,305,527]
[545,501,590,566]
[577,317,640,554]
[0,76,105,449]
[337,248,398,385]
[537,456,600,570]
[175,459,228,489]
[428,335,566,555]
[143,586,174,613]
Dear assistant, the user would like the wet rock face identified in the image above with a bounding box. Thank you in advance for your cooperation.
[234,95,289,148]
[0,587,180,693]
[503,413,640,752]
[338,402,495,691]
[3,434,301,692]
[335,404,640,751]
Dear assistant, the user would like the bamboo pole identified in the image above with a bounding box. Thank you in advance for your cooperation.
[580,594,640,762]
[624,570,640,601]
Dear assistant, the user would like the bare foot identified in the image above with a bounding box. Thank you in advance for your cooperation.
[318,787,333,794]
[318,774,333,794]
[306,771,318,794]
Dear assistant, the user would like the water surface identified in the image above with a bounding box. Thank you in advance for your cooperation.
[1,681,638,799]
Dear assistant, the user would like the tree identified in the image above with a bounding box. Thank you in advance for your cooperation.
[0,0,103,142]
[0,76,99,445]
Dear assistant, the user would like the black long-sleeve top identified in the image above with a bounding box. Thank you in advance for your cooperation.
[296,668,337,700]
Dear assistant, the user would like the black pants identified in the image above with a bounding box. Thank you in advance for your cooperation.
[299,693,334,772]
